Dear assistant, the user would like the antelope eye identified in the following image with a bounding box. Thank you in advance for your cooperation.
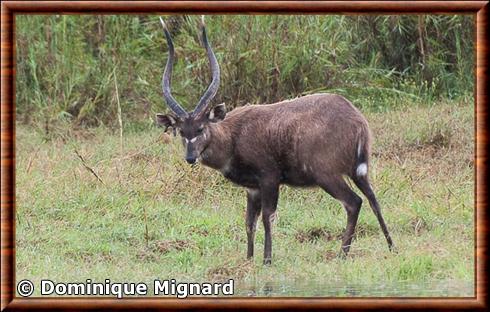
[179,130,184,136]
[197,127,204,134]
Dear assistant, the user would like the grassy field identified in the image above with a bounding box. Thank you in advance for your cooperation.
[16,98,474,297]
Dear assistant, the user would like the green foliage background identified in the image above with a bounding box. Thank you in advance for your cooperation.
[16,15,474,128]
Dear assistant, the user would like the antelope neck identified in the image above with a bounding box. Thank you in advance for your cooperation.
[201,122,232,170]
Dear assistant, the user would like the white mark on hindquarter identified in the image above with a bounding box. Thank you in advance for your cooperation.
[302,164,307,172]
[357,139,362,157]
[356,163,368,176]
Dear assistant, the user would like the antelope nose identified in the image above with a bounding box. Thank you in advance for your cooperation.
[185,156,197,164]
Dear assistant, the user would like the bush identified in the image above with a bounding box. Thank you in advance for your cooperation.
[16,15,474,127]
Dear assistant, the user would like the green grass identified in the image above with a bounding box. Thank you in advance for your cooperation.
[16,99,474,297]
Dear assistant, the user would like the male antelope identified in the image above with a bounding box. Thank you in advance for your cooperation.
[155,17,394,265]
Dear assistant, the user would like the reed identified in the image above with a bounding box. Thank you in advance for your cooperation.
[15,15,474,128]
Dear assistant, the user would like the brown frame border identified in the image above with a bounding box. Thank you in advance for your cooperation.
[1,1,488,310]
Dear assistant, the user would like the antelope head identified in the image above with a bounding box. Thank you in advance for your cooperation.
[156,16,226,164]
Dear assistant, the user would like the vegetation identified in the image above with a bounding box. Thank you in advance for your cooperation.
[16,99,474,296]
[16,15,473,128]
[15,15,474,296]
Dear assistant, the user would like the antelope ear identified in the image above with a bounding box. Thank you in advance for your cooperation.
[207,103,226,122]
[156,113,179,132]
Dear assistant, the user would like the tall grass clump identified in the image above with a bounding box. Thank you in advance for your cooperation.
[16,15,474,128]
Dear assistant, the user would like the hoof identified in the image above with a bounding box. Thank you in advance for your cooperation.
[389,244,398,254]
[263,258,272,265]
[337,250,348,259]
